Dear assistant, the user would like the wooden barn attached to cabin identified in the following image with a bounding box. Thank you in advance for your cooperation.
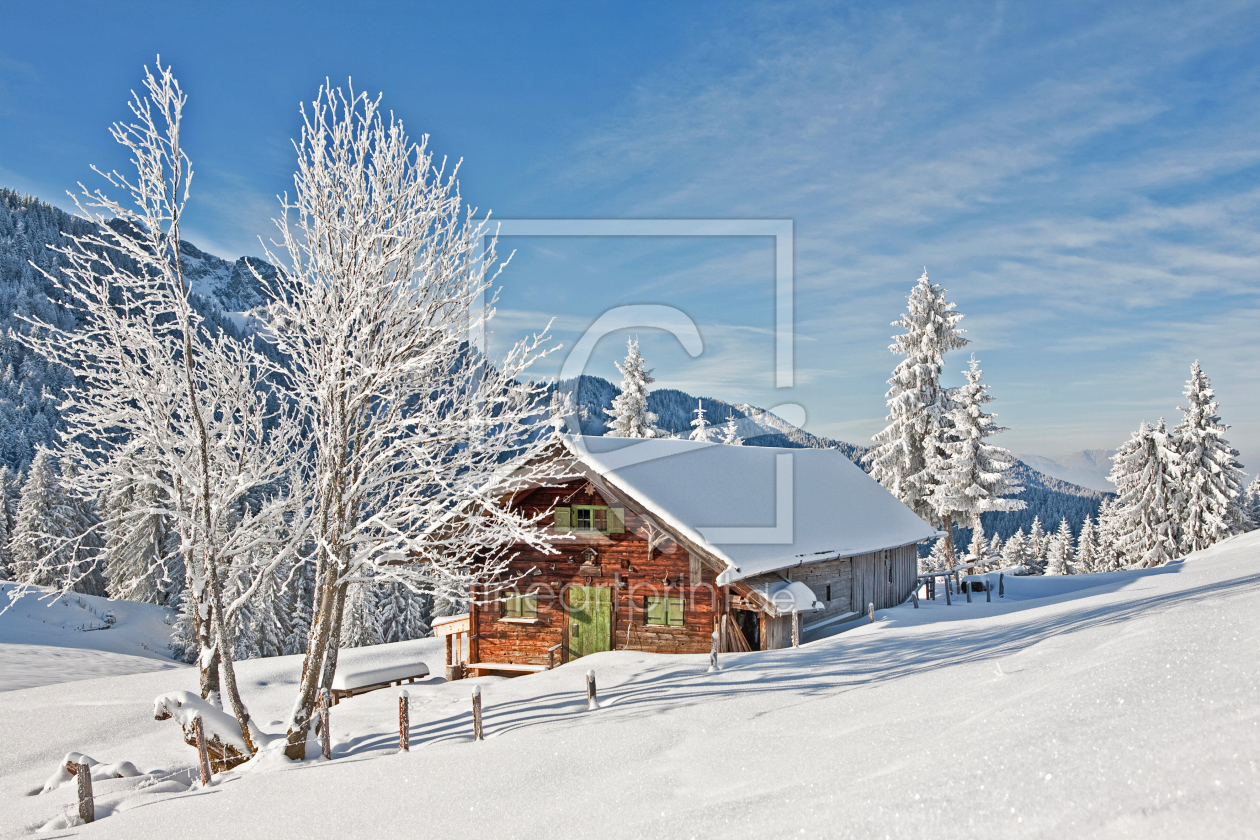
[458,436,939,677]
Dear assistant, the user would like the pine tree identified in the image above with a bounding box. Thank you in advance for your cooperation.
[101,461,182,605]
[866,271,969,558]
[1001,529,1034,574]
[966,517,987,562]
[689,399,712,442]
[1110,419,1181,568]
[0,508,10,581]
[1075,515,1101,574]
[928,356,1026,552]
[721,412,743,446]
[11,449,71,587]
[1245,475,1260,531]
[604,339,659,438]
[251,572,285,659]
[988,532,1003,561]
[1174,362,1246,552]
[341,582,384,648]
[1045,518,1073,575]
[1026,517,1047,574]
[0,465,19,536]
[1095,498,1127,572]
[283,562,314,656]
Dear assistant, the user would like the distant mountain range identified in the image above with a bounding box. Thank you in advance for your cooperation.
[2,187,1111,543]
[1018,450,1116,493]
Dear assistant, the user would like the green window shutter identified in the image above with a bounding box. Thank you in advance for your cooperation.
[607,507,625,534]
[554,507,571,531]
[668,597,685,626]
[646,596,665,626]
[523,595,538,619]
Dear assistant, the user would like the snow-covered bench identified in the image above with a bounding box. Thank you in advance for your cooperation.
[329,661,430,705]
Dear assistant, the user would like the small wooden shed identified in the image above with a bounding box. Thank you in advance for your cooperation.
[458,436,938,676]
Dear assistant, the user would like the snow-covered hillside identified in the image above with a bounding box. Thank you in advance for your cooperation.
[1019,449,1117,493]
[2,532,1257,837]
[0,584,182,692]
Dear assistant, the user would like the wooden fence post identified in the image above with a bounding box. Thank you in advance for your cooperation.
[965,579,972,603]
[74,762,94,824]
[472,685,483,741]
[912,584,919,608]
[999,573,1005,598]
[586,669,598,710]
[319,689,332,760]
[791,610,800,647]
[944,577,952,605]
[986,579,991,602]
[399,690,410,753]
[193,714,212,786]
[867,602,875,624]
[708,630,720,672]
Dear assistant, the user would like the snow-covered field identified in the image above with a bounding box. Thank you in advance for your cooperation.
[3,533,1259,838]
[0,584,183,693]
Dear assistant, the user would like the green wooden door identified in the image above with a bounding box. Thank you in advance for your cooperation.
[568,585,611,659]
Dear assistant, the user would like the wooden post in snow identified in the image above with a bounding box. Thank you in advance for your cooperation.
[708,630,720,672]
[912,584,919,608]
[791,610,800,648]
[965,578,972,603]
[986,579,991,602]
[999,573,1005,598]
[319,688,332,760]
[73,762,94,824]
[193,714,212,785]
[867,602,875,624]
[586,669,598,710]
[944,578,952,605]
[472,685,483,741]
[399,691,410,753]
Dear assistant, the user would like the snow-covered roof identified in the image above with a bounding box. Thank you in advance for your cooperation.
[744,578,824,615]
[561,436,938,584]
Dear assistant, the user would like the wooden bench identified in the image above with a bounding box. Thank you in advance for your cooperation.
[329,662,431,705]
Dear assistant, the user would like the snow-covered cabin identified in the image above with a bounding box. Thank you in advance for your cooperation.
[463,436,938,676]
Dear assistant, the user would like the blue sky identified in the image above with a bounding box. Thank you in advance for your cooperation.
[3,1,1258,471]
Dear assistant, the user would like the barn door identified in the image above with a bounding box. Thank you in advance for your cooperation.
[568,585,611,659]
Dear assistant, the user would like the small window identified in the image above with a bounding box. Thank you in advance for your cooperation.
[826,584,832,602]
[503,593,538,619]
[569,505,620,533]
[645,596,684,627]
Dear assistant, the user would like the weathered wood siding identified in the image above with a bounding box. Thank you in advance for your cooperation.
[474,480,719,666]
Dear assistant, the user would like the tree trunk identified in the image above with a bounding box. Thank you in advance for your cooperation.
[317,583,348,694]
[941,517,958,569]
[284,568,342,760]
[195,595,221,705]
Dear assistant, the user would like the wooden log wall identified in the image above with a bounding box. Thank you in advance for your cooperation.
[474,480,720,665]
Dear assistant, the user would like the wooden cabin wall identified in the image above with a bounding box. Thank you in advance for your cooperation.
[474,480,719,666]
[785,557,856,622]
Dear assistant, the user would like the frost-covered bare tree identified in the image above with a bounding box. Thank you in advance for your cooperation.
[16,61,302,755]
[258,84,559,759]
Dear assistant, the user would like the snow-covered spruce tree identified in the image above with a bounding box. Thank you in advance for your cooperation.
[380,582,431,644]
[341,581,384,649]
[0,465,18,578]
[1174,362,1247,552]
[689,399,712,442]
[1001,529,1034,574]
[722,412,743,445]
[100,455,183,605]
[966,517,987,563]
[1045,518,1073,575]
[11,448,69,587]
[1245,475,1260,531]
[17,62,301,754]
[282,561,314,656]
[1026,516,1047,572]
[1094,498,1127,572]
[927,355,1025,561]
[258,84,559,760]
[1075,515,1101,574]
[1110,420,1181,568]
[866,271,969,563]
[988,532,1003,561]
[605,338,659,438]
[0,502,10,581]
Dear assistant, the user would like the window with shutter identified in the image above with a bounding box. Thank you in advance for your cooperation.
[504,593,538,619]
[645,596,684,627]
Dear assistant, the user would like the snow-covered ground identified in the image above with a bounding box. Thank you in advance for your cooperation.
[3,532,1259,838]
[0,584,183,693]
